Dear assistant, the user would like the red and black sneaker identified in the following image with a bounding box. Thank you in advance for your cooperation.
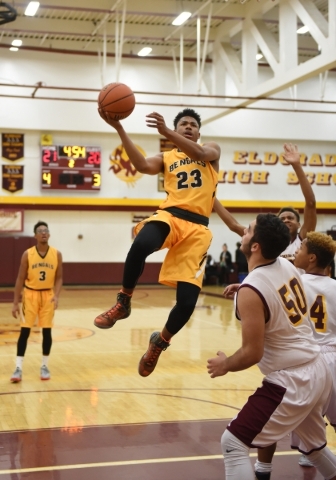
[138,331,170,377]
[94,291,131,329]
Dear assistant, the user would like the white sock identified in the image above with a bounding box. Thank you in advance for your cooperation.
[16,356,24,369]
[254,459,272,473]
[42,356,49,367]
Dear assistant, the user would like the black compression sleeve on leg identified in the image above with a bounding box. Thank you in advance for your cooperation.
[42,328,52,356]
[17,327,31,356]
[165,282,200,336]
[123,221,170,289]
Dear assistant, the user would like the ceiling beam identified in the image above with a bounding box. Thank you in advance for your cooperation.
[203,0,335,125]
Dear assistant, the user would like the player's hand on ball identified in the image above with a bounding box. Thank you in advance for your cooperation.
[207,351,228,378]
[98,109,121,129]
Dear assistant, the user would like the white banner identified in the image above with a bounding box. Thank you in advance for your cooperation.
[0,209,23,232]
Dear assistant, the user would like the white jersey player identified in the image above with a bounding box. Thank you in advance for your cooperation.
[214,144,317,267]
[295,232,336,429]
[207,214,336,480]
[254,231,336,478]
[280,233,302,262]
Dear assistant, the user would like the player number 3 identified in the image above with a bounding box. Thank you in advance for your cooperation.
[39,271,46,281]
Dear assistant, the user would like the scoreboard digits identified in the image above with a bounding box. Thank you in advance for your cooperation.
[41,145,101,191]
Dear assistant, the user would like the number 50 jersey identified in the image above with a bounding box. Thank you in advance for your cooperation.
[25,246,59,290]
[236,256,320,375]
[159,148,218,218]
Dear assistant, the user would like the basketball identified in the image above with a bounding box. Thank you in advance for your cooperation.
[98,82,135,120]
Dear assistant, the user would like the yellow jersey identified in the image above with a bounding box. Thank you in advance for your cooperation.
[159,148,218,218]
[25,246,58,290]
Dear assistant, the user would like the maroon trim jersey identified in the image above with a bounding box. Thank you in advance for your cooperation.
[236,257,320,374]
[301,273,336,347]
[280,234,302,261]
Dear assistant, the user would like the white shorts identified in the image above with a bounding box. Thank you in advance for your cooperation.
[227,354,332,454]
[322,346,336,427]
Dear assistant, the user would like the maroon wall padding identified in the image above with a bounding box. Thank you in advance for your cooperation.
[0,236,36,286]
[0,233,162,286]
[61,262,162,285]
[0,237,15,285]
[14,236,36,274]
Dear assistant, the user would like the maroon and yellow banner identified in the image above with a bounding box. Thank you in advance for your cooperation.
[1,133,24,161]
[2,165,24,193]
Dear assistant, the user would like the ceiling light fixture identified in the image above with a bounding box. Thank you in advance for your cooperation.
[25,1,40,17]
[256,53,263,60]
[297,25,309,34]
[9,46,18,51]
[137,47,152,57]
[12,39,22,47]
[172,12,192,26]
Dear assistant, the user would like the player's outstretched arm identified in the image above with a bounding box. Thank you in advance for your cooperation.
[283,143,316,239]
[207,286,265,378]
[12,251,28,319]
[214,198,245,236]
[98,109,163,175]
[146,112,220,165]
[223,283,240,299]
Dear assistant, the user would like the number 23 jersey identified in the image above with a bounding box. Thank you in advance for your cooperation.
[159,148,218,218]
[25,246,58,290]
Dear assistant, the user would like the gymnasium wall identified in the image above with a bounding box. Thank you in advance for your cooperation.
[1,49,336,139]
[0,49,335,285]
[16,209,336,263]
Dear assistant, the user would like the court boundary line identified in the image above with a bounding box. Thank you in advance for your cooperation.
[0,451,301,475]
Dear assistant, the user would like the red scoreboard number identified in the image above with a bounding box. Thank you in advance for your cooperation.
[41,145,101,191]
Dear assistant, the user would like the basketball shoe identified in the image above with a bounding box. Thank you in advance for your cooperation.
[138,331,170,377]
[94,291,131,329]
[40,365,50,381]
[10,367,22,383]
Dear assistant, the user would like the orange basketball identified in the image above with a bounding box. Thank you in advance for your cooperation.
[98,82,135,120]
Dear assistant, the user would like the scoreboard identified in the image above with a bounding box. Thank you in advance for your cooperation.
[41,145,101,191]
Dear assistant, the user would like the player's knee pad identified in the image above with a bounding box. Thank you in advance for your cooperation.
[221,430,254,477]
[308,447,336,479]
[221,429,249,459]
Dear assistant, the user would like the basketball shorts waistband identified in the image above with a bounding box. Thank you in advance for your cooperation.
[24,285,53,292]
[161,207,209,226]
[278,354,321,373]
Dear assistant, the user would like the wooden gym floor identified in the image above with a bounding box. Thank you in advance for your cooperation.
[0,285,334,479]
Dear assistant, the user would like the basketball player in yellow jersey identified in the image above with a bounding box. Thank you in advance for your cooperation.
[10,221,63,383]
[95,108,220,376]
